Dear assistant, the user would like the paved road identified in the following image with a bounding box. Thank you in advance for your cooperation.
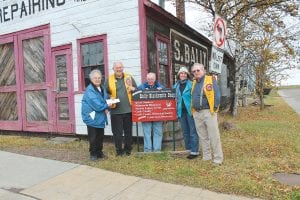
[0,151,261,200]
[278,88,300,115]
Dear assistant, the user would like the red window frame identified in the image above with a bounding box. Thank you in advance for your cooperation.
[77,35,108,92]
[155,33,171,87]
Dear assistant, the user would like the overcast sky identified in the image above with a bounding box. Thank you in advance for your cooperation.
[151,0,300,85]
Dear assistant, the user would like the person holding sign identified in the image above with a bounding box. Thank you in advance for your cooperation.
[191,63,223,165]
[106,61,137,156]
[137,72,165,152]
[173,67,199,159]
[81,69,112,161]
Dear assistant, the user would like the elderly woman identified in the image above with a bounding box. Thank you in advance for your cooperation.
[81,69,111,161]
[173,67,199,159]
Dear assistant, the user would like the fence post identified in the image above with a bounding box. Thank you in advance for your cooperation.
[136,122,139,152]
[172,121,175,151]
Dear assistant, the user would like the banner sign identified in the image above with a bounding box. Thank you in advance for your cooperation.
[132,89,177,122]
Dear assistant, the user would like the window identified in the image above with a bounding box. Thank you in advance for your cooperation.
[78,35,107,91]
[156,34,170,87]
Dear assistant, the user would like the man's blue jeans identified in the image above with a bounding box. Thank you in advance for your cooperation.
[179,112,199,155]
[142,121,163,152]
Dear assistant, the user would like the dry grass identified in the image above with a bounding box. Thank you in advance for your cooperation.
[0,89,299,200]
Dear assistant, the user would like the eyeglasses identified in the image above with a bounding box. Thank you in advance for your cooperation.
[192,69,201,74]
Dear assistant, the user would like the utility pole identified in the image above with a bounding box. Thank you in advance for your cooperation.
[159,0,165,8]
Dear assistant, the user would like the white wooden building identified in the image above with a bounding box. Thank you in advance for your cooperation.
[0,0,233,135]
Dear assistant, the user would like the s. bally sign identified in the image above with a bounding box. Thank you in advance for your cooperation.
[170,29,208,74]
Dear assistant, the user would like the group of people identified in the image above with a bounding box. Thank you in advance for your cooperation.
[81,61,223,165]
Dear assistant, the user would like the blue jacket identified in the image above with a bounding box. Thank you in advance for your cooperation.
[137,81,165,90]
[173,80,193,118]
[81,84,109,128]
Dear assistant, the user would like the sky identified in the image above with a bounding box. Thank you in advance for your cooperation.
[280,68,300,85]
[151,0,300,86]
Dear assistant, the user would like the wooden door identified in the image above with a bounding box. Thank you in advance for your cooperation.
[0,36,22,130]
[52,45,75,134]
[18,29,53,132]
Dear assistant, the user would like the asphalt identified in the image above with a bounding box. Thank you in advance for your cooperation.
[277,89,300,115]
[0,151,261,200]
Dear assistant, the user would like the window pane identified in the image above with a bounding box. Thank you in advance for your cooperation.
[158,40,168,65]
[55,55,68,91]
[0,43,16,86]
[26,90,48,121]
[156,39,170,87]
[159,64,169,87]
[82,41,103,67]
[58,97,69,120]
[23,37,45,84]
[0,92,17,120]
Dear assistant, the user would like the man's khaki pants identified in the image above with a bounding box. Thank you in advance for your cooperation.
[193,109,223,164]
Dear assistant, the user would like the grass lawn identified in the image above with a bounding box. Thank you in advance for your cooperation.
[0,89,299,200]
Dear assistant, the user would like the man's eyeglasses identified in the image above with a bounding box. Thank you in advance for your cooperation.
[192,69,201,74]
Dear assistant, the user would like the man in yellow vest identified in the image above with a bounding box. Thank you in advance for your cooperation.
[106,61,137,156]
[191,63,223,165]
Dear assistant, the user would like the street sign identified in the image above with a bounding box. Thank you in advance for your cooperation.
[210,46,224,74]
[213,15,227,49]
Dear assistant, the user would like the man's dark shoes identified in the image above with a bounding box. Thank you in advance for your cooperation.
[116,151,124,157]
[125,150,131,156]
[187,154,198,159]
[90,155,98,161]
[97,152,106,159]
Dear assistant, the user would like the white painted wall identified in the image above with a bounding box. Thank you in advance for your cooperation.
[1,0,143,135]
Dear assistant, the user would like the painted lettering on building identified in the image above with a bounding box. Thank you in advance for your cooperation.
[0,0,66,23]
[170,29,208,75]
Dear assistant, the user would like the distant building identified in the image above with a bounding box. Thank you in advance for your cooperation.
[0,0,234,135]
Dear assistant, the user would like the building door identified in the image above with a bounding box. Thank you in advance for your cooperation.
[0,36,22,130]
[52,45,75,134]
[18,28,53,132]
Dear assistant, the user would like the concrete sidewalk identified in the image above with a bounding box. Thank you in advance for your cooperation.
[0,151,260,200]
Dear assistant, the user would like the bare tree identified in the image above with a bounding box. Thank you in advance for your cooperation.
[168,0,299,114]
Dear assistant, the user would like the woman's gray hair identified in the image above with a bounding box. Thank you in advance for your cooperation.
[89,69,102,80]
[147,72,156,80]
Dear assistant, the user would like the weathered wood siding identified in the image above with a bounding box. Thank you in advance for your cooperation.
[25,90,48,121]
[1,0,141,135]
[0,92,17,120]
[0,43,16,86]
[23,37,45,84]
[0,43,17,120]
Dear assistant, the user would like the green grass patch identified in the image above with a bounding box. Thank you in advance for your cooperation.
[1,93,300,200]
